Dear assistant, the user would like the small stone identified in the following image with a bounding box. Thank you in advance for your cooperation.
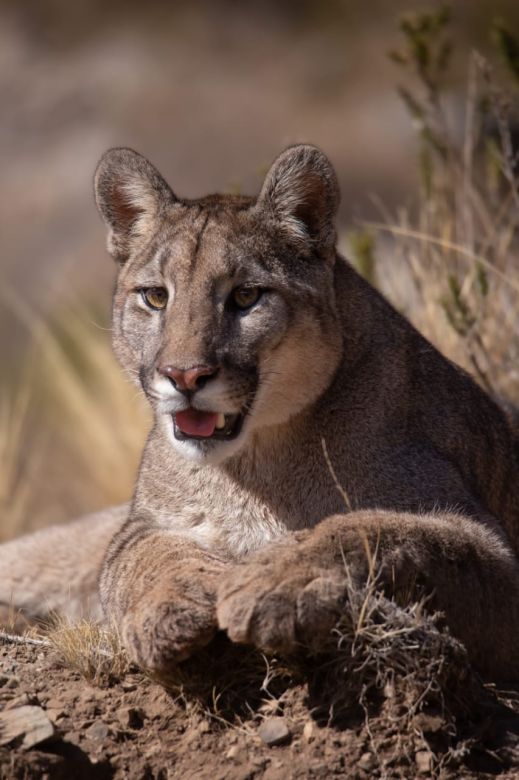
[46,708,66,723]
[5,677,19,689]
[257,717,291,747]
[184,727,200,747]
[65,732,82,748]
[226,745,240,759]
[141,691,169,720]
[120,681,137,692]
[358,752,375,771]
[116,706,144,730]
[415,749,433,774]
[44,698,65,711]
[0,705,55,749]
[85,720,110,741]
[303,721,315,742]
[197,719,210,735]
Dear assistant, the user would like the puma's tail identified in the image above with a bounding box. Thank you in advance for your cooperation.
[0,505,127,629]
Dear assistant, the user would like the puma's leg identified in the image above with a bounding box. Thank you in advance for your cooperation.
[0,505,128,626]
[217,509,519,678]
[99,520,229,672]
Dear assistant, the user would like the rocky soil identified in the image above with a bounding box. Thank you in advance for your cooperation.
[3,631,519,780]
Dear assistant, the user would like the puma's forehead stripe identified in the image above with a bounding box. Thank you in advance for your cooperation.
[156,208,228,282]
[188,211,212,279]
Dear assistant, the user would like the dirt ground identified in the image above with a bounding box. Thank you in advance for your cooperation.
[3,632,519,780]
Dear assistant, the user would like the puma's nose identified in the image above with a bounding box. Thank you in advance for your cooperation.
[158,364,218,392]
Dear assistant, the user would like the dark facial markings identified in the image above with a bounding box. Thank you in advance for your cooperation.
[190,212,211,272]
[158,244,171,277]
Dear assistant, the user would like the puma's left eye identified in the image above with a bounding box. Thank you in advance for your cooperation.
[231,286,262,310]
[140,287,168,310]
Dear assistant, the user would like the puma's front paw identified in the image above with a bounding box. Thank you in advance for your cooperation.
[121,576,221,672]
[216,542,349,655]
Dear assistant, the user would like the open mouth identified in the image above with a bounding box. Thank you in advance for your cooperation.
[173,408,244,441]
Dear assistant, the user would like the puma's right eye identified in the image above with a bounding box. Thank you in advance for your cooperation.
[231,286,262,310]
[140,287,168,310]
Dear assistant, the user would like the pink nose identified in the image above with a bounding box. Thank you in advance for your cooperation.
[158,364,217,391]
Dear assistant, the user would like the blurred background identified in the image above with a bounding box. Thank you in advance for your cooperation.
[2,0,519,540]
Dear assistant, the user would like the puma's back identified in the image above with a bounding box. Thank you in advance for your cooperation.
[0,506,127,626]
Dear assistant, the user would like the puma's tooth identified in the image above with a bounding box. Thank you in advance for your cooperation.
[216,413,226,429]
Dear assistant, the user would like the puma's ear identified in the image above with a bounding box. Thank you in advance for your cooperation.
[94,148,176,263]
[256,145,340,254]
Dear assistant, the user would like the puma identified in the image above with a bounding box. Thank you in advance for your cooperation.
[2,144,519,679]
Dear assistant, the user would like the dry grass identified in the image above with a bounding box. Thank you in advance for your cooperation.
[35,311,150,505]
[45,616,130,685]
[0,391,32,539]
[354,33,519,407]
[0,303,150,542]
[308,567,480,769]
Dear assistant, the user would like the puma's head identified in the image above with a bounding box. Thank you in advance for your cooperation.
[94,144,343,464]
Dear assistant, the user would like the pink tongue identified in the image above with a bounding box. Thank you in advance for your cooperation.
[175,409,218,437]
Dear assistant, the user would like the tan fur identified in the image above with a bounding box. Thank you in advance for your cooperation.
[2,145,519,679]
[0,507,127,623]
